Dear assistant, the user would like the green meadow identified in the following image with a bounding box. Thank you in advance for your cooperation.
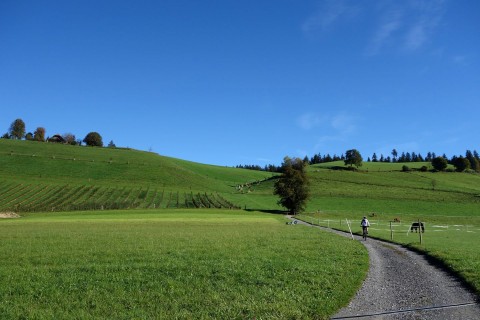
[0,210,367,319]
[1,139,480,318]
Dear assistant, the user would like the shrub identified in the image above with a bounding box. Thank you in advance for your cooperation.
[432,156,448,171]
[402,165,410,172]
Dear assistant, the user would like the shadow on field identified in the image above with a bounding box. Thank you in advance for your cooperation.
[244,209,286,215]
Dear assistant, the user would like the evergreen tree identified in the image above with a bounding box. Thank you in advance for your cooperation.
[405,152,412,162]
[391,149,398,162]
[426,152,433,162]
[466,150,479,172]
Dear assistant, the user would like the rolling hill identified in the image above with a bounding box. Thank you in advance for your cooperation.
[1,139,480,217]
[0,139,275,213]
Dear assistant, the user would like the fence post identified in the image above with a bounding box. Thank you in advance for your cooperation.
[418,219,423,244]
[346,219,354,240]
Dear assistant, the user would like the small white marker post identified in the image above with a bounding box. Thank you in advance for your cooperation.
[346,219,354,240]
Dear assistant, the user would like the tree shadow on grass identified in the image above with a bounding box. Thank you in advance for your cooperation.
[244,209,286,215]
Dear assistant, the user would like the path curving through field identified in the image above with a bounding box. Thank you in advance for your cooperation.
[288,217,480,319]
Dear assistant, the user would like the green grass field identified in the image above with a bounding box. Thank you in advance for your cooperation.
[0,210,367,319]
[1,139,480,317]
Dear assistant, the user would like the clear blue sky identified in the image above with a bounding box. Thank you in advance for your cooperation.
[1,0,479,166]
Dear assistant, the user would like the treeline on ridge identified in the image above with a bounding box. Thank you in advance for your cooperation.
[2,118,115,148]
[237,148,480,173]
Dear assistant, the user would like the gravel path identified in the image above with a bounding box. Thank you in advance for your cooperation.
[288,217,480,319]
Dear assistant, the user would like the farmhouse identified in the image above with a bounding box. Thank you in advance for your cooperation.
[47,134,66,143]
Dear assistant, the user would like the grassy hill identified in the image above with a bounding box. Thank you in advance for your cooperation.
[0,139,275,212]
[2,139,480,216]
[306,161,480,216]
[1,139,480,311]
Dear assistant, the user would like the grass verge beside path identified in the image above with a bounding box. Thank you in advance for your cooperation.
[0,209,368,319]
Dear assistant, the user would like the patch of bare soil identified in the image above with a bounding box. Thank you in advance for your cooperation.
[0,212,20,218]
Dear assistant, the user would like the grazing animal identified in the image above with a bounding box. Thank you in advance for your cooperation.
[410,222,425,233]
[393,217,401,223]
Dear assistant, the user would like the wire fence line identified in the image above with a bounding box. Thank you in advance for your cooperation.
[297,214,479,233]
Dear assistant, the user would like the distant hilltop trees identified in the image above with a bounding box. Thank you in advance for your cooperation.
[1,118,114,148]
[238,148,480,173]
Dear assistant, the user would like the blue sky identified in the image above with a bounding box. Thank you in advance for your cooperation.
[1,0,478,166]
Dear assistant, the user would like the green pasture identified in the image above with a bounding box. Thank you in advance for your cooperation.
[0,210,367,319]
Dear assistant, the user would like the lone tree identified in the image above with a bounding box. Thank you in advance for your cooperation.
[9,118,26,139]
[431,156,448,171]
[83,132,103,147]
[273,156,310,215]
[344,149,363,168]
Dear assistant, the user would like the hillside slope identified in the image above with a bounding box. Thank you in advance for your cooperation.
[0,139,274,212]
[2,139,480,216]
[234,160,480,216]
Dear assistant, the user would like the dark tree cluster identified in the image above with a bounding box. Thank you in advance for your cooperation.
[235,164,281,173]
[450,150,480,172]
[235,153,344,172]
[238,147,480,175]
[2,118,110,148]
[307,153,344,165]
[368,149,480,173]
